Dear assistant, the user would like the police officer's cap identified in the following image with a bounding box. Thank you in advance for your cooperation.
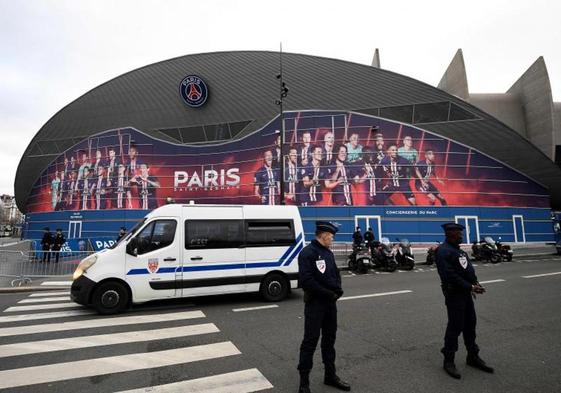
[441,222,465,231]
[316,221,339,235]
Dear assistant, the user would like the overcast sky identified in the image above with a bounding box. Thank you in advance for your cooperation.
[1,0,560,197]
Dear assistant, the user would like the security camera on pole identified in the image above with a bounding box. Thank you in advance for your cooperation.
[275,43,289,205]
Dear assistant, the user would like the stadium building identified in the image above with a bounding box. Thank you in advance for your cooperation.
[15,51,561,249]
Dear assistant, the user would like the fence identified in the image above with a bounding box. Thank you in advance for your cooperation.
[0,249,94,287]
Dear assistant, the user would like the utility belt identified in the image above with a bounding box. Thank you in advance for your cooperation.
[303,289,338,304]
[441,283,471,296]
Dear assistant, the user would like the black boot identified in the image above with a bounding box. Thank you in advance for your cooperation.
[298,371,311,393]
[467,353,494,373]
[324,374,351,391]
[442,352,461,379]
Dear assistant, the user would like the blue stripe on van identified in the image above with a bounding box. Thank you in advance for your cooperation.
[127,234,303,276]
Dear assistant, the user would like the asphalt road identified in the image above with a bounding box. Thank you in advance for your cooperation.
[0,255,560,393]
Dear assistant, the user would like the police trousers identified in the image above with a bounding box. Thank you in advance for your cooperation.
[298,299,337,373]
[442,292,479,357]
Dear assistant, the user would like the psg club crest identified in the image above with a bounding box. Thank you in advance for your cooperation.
[316,259,326,274]
[179,75,208,108]
[148,258,159,274]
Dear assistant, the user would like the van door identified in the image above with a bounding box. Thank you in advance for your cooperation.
[180,207,245,297]
[125,217,180,301]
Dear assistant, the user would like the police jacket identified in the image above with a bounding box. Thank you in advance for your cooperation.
[435,241,478,294]
[364,231,374,243]
[298,239,343,302]
[52,234,66,250]
[352,231,363,244]
[41,233,52,248]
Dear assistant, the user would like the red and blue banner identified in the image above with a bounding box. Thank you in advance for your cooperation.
[25,111,550,213]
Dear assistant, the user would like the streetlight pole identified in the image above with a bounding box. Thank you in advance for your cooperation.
[276,43,289,205]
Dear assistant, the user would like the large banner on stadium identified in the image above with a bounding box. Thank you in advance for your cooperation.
[25,110,550,213]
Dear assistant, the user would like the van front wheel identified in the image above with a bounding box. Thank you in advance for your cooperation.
[260,273,289,302]
[92,281,129,315]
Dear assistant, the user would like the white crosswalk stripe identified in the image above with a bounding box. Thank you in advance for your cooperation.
[116,368,273,393]
[0,291,274,392]
[40,281,73,286]
[0,341,242,389]
[0,323,219,358]
[4,302,83,312]
[28,291,70,297]
[18,296,71,304]
[0,310,205,337]
[0,309,94,323]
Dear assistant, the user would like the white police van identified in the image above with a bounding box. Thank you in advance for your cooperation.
[71,204,304,314]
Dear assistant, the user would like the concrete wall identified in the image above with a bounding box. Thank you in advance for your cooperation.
[469,93,527,137]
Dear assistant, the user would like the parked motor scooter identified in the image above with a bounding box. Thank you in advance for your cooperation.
[495,237,513,261]
[472,237,501,263]
[347,243,373,274]
[371,237,398,272]
[425,242,440,265]
[395,238,415,270]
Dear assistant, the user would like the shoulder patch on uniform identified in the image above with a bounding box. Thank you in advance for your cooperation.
[459,256,468,269]
[316,259,326,274]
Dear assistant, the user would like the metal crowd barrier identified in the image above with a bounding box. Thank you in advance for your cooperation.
[0,249,94,287]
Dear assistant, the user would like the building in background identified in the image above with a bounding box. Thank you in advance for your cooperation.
[0,195,24,236]
[14,51,561,247]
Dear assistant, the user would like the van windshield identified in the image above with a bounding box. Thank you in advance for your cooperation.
[109,218,146,249]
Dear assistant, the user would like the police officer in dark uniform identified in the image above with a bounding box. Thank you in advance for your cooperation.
[435,222,494,379]
[352,226,362,246]
[297,221,351,393]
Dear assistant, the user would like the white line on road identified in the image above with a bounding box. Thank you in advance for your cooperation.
[0,341,241,390]
[0,310,205,337]
[339,290,413,301]
[115,368,273,393]
[40,281,72,286]
[232,305,279,312]
[18,296,71,304]
[28,291,70,297]
[479,279,506,284]
[4,302,83,312]
[0,323,219,358]
[522,271,561,279]
[0,309,94,324]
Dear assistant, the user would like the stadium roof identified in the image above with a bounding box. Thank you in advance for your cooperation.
[15,51,561,211]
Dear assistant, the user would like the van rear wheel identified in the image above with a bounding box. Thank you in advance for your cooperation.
[260,273,289,302]
[92,281,129,315]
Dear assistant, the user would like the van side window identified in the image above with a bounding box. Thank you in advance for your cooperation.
[186,220,243,249]
[136,220,177,255]
[246,220,294,247]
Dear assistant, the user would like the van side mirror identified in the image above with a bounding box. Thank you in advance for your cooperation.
[126,237,138,256]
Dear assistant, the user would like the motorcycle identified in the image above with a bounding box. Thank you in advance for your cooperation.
[371,237,398,272]
[472,237,502,263]
[425,242,440,265]
[347,242,373,274]
[495,237,513,262]
[395,238,415,270]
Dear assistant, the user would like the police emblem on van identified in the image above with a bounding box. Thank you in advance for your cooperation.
[148,259,159,274]
[316,259,326,274]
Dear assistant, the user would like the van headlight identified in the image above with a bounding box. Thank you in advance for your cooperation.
[73,254,97,280]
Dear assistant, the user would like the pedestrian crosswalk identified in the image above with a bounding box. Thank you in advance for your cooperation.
[0,291,274,392]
